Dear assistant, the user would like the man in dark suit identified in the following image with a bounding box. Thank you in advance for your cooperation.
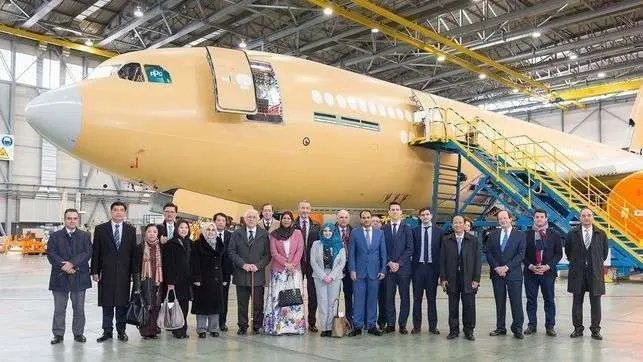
[348,210,387,336]
[566,208,608,340]
[411,207,444,334]
[381,202,413,334]
[157,202,178,243]
[48,208,93,345]
[214,212,234,332]
[486,210,526,339]
[524,209,563,337]
[335,209,354,323]
[440,215,481,341]
[227,209,271,335]
[90,201,139,343]
[294,200,321,332]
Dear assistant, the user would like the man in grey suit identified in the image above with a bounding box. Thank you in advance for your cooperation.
[48,208,92,345]
[228,209,271,335]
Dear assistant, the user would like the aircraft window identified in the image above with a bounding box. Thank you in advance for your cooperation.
[87,64,119,80]
[314,112,380,131]
[144,65,172,84]
[247,61,282,123]
[117,63,145,82]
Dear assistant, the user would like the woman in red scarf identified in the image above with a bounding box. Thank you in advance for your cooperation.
[137,224,164,339]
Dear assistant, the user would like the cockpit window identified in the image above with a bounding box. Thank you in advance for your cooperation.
[247,61,282,123]
[87,64,119,80]
[144,65,172,84]
[117,63,144,82]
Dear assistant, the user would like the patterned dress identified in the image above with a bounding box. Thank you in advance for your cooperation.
[262,269,306,335]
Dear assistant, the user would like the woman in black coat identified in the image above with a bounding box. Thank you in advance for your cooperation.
[191,221,225,338]
[162,219,192,339]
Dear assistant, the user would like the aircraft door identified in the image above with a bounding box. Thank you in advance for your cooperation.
[205,47,257,114]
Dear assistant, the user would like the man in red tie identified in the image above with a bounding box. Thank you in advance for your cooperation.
[523,209,563,337]
[336,210,353,323]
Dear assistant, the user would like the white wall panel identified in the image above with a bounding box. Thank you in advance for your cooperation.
[57,152,80,187]
[19,198,74,223]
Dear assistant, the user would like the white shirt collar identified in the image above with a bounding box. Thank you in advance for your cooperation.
[65,228,76,235]
[422,223,431,228]
[364,227,372,232]
[247,227,257,234]
[455,232,465,239]
[111,221,122,228]
[502,227,512,235]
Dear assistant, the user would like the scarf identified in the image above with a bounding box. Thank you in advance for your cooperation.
[271,211,296,241]
[142,239,163,285]
[200,222,218,250]
[532,222,549,243]
[320,222,344,260]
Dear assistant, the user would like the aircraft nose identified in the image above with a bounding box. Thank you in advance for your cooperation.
[25,85,82,151]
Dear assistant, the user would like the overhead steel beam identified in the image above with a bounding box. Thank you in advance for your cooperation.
[246,14,329,50]
[97,0,187,47]
[21,0,64,28]
[149,20,205,49]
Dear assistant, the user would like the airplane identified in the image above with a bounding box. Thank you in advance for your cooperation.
[24,46,643,213]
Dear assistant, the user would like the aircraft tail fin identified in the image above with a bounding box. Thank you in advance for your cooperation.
[628,84,643,154]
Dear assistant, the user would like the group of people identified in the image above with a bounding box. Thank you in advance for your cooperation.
[47,199,608,345]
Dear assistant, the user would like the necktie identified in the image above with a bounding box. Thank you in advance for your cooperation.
[218,232,223,240]
[114,224,121,249]
[584,229,591,249]
[341,228,349,246]
[392,223,398,236]
[423,227,430,263]
[500,231,509,252]
[302,220,308,241]
[366,229,371,247]
[167,223,173,237]
[249,230,255,243]
[457,237,462,255]
[265,220,270,229]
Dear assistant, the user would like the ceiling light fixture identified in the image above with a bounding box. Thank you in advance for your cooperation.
[323,7,333,16]
[532,31,541,38]
[84,39,94,47]
[239,40,247,49]
[437,55,446,62]
[569,53,578,60]
[512,88,519,93]
[371,28,379,33]
[134,6,144,18]
[478,73,487,80]
[597,71,606,78]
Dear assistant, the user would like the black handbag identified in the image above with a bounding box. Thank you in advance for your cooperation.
[126,293,149,326]
[277,275,303,307]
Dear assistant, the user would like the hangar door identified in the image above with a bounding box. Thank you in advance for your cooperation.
[205,47,257,114]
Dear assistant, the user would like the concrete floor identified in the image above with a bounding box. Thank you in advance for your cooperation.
[1,254,642,361]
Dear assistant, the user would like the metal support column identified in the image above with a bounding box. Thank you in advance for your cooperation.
[598,101,603,143]
[5,39,16,235]
[454,154,462,212]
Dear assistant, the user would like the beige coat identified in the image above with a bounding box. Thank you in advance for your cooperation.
[259,217,280,284]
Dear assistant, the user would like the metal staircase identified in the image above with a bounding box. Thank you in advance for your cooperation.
[408,103,643,274]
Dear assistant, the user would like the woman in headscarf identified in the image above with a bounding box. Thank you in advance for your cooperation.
[137,224,163,339]
[310,223,346,337]
[162,219,192,339]
[263,211,306,335]
[191,221,224,338]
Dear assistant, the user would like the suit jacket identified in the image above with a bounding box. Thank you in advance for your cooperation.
[269,229,304,272]
[218,230,234,282]
[157,220,178,239]
[523,229,563,277]
[336,223,353,273]
[411,224,444,269]
[47,228,92,292]
[348,227,387,279]
[294,217,321,276]
[486,228,526,281]
[382,221,413,277]
[439,233,481,294]
[258,218,280,233]
[90,221,139,306]
[565,226,609,296]
[227,226,271,286]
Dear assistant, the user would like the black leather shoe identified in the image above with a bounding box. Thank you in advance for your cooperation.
[429,328,440,335]
[96,333,112,343]
[377,322,386,330]
[367,327,383,336]
[399,327,408,335]
[252,328,261,334]
[117,332,128,342]
[348,329,362,337]
[446,332,459,340]
[570,329,583,338]
[320,331,331,337]
[546,329,557,337]
[514,332,524,339]
[220,325,228,332]
[591,332,603,340]
[384,326,395,333]
[74,335,86,343]
[410,328,421,335]
[464,333,475,341]
[198,332,207,338]
[237,328,247,336]
[173,334,189,339]
[308,326,319,333]
[210,332,220,337]
[489,329,507,336]
[524,327,536,335]
[50,335,63,345]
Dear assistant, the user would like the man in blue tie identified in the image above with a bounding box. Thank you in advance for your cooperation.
[348,210,387,336]
[486,210,526,339]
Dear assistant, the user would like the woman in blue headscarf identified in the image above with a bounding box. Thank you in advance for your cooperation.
[310,223,347,337]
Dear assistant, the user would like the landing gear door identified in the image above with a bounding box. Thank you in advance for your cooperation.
[205,47,257,114]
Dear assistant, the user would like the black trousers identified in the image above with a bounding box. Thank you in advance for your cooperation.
[343,273,353,324]
[573,268,602,333]
[236,285,264,330]
[219,281,230,328]
[386,272,411,328]
[491,277,524,334]
[448,271,475,334]
[102,305,127,333]
[377,278,387,327]
[306,274,318,327]
[173,299,189,337]
[412,263,439,330]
